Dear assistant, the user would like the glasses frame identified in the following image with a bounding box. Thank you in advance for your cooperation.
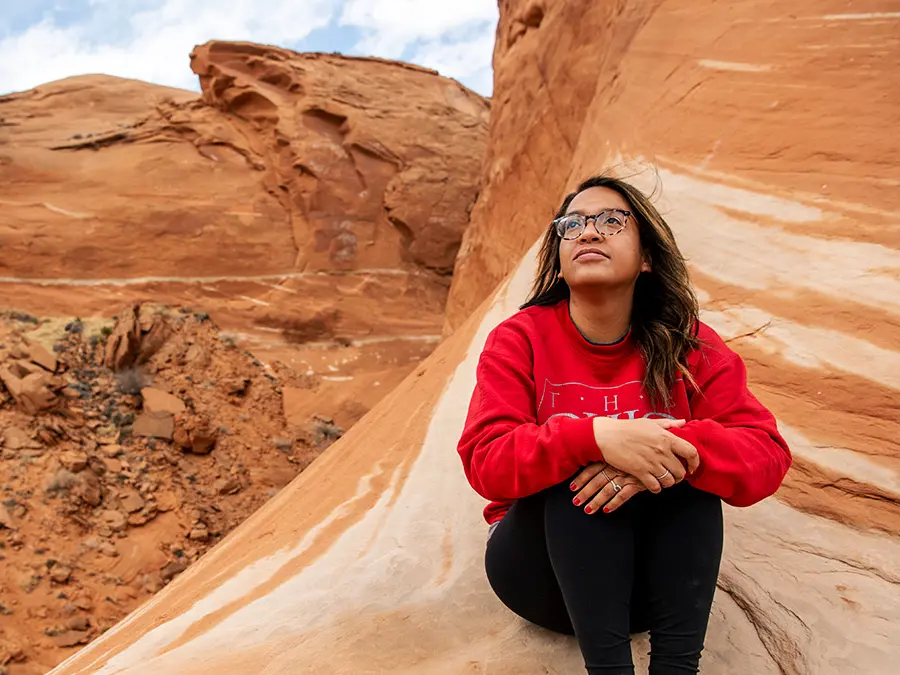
[552,209,632,240]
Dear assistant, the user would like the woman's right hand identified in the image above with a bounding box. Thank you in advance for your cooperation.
[591,417,699,493]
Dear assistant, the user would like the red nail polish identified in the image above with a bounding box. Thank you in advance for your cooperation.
[570,482,577,490]
[584,505,592,514]
[603,507,610,513]
[572,497,580,506]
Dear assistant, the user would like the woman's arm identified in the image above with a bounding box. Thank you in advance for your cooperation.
[457,322,599,501]
[670,343,792,507]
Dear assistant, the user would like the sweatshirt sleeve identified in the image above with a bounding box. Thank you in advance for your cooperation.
[669,345,792,507]
[456,321,600,502]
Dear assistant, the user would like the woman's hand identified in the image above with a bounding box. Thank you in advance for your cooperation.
[570,463,647,514]
[591,417,699,493]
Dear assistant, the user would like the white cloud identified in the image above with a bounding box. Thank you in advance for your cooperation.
[339,0,497,56]
[339,0,497,94]
[0,0,497,96]
[0,0,337,93]
[409,27,495,96]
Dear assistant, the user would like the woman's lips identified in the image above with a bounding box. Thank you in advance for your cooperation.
[573,249,609,261]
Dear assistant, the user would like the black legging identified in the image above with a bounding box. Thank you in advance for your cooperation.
[485,478,723,674]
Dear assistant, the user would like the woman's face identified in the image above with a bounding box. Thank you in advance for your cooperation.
[557,186,649,291]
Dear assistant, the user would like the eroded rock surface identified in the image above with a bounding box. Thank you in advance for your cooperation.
[0,41,488,350]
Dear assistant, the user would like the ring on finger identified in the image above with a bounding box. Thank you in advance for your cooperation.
[601,469,612,484]
[611,480,622,493]
[656,469,671,480]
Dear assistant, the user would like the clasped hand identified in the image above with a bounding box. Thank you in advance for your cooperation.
[570,417,700,514]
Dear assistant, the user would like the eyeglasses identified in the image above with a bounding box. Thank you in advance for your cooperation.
[553,209,632,240]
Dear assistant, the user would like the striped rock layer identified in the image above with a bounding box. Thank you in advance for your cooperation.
[52,1,899,674]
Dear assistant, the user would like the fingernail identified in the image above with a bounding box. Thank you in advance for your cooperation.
[603,507,610,513]
[584,505,592,514]
[572,497,581,506]
[569,482,577,490]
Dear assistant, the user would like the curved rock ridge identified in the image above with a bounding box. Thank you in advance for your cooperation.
[447,0,900,329]
[0,40,488,346]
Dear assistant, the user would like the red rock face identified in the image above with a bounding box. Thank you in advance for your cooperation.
[0,40,488,348]
[447,0,900,329]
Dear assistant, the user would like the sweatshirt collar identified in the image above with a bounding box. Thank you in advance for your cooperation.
[557,299,635,359]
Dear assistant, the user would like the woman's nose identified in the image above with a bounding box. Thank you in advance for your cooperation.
[579,220,603,241]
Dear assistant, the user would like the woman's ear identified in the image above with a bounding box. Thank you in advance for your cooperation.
[641,253,652,273]
[556,268,565,280]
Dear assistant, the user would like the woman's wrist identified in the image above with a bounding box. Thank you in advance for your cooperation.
[591,416,617,454]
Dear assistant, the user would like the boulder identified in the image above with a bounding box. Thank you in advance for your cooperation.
[25,338,58,373]
[141,387,186,416]
[132,413,175,440]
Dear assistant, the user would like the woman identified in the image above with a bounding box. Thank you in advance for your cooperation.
[456,174,792,674]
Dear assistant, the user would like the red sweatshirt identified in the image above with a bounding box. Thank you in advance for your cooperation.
[457,300,792,524]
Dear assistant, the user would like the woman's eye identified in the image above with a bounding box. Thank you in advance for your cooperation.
[605,216,623,226]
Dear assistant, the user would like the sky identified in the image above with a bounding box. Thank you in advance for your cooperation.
[0,0,498,97]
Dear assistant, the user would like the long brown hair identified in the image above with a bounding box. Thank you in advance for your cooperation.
[522,173,701,407]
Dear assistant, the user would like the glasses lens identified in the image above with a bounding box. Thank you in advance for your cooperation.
[597,211,626,235]
[555,215,585,239]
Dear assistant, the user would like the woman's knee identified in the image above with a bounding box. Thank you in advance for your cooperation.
[484,540,575,636]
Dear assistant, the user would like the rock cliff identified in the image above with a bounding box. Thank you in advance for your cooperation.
[0,40,488,349]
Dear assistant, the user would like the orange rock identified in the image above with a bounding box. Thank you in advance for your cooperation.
[140,387,186,416]
[188,426,216,455]
[60,450,88,473]
[132,412,174,440]
[281,386,312,427]
[0,367,56,414]
[25,338,57,373]
[98,510,127,532]
[102,305,141,371]
[51,630,90,648]
[49,564,73,584]
[172,424,191,449]
[0,502,15,529]
[74,473,101,506]
[1,426,37,450]
[118,488,145,513]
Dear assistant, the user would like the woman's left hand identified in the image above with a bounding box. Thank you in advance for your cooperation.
[570,462,647,514]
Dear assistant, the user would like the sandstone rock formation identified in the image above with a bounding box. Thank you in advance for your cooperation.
[36,3,900,674]
[0,40,488,352]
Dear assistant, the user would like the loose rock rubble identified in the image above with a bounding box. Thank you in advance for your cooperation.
[0,305,347,672]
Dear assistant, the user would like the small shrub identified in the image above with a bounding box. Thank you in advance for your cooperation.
[115,366,150,395]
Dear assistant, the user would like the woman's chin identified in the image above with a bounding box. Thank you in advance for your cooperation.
[566,272,629,291]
